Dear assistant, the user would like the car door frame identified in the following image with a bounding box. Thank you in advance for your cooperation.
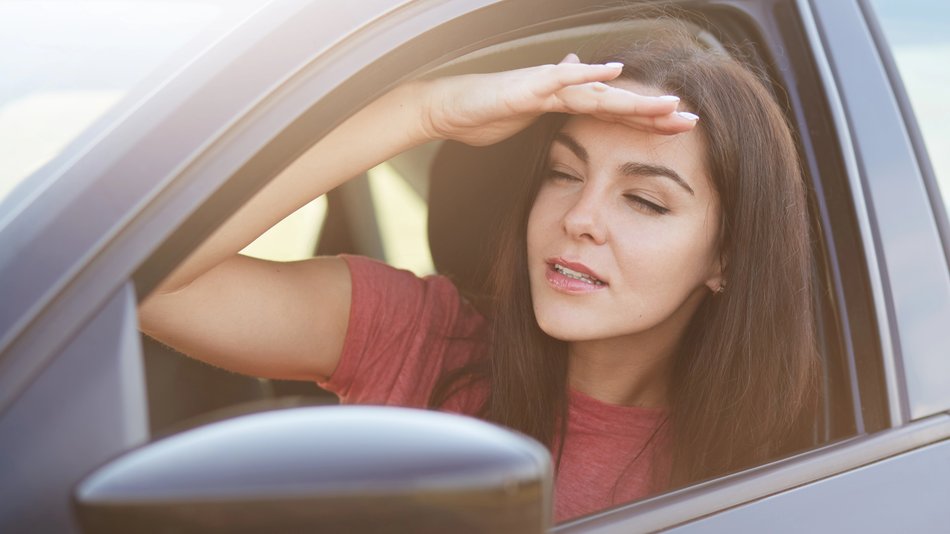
[3,0,947,531]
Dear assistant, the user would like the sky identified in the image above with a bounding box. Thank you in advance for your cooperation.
[0,0,257,205]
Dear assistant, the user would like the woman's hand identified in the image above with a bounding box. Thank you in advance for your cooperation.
[418,54,698,146]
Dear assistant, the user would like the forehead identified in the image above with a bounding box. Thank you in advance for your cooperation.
[554,114,712,194]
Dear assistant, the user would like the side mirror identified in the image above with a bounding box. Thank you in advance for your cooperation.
[73,406,552,533]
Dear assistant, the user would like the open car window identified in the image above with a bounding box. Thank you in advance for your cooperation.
[134,3,870,528]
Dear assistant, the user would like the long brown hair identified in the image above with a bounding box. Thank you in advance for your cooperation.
[431,22,819,490]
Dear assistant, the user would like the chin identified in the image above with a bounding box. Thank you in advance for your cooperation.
[532,307,605,342]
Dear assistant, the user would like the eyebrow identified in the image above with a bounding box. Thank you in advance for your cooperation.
[553,133,695,196]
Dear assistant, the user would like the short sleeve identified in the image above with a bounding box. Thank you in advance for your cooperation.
[317,255,485,409]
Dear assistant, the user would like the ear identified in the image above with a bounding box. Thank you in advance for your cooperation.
[704,253,727,294]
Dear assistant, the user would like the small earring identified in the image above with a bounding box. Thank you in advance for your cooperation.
[715,281,727,295]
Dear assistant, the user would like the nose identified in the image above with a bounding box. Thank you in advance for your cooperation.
[562,186,607,245]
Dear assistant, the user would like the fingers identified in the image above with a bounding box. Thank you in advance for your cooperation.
[432,58,697,143]
[555,82,681,115]
[528,61,696,131]
[625,111,700,134]
[532,62,625,95]
[551,82,699,134]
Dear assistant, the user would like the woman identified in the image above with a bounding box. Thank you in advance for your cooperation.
[139,26,818,522]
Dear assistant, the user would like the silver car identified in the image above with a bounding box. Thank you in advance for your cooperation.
[1,0,948,532]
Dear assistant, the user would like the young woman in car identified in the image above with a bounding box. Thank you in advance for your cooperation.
[139,27,818,522]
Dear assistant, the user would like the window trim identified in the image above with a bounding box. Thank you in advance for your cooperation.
[803,0,906,426]
[811,0,950,422]
[127,0,876,524]
[860,0,950,282]
[133,0,861,492]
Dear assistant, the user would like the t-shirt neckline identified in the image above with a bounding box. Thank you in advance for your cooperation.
[567,387,668,437]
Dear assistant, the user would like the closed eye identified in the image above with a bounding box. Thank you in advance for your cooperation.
[548,169,582,183]
[624,194,670,215]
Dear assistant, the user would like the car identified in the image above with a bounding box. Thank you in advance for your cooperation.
[1,0,948,532]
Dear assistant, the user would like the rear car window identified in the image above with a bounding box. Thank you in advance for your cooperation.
[869,0,950,221]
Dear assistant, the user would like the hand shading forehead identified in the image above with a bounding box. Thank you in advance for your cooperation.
[554,114,713,200]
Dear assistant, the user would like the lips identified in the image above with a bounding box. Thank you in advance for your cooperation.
[544,257,608,293]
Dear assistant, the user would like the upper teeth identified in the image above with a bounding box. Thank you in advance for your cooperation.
[554,264,604,285]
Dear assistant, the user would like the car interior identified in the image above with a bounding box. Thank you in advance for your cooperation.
[140,12,857,502]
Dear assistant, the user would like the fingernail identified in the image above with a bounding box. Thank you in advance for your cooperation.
[604,62,624,69]
[677,111,700,121]
[658,95,680,102]
[592,82,610,92]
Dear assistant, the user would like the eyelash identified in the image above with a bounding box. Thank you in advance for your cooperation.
[547,170,671,215]
[548,169,580,183]
[624,194,670,215]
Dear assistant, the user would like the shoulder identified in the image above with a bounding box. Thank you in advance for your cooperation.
[341,254,483,333]
[322,254,486,406]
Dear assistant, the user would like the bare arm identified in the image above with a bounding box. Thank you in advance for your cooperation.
[138,58,697,382]
[138,80,435,381]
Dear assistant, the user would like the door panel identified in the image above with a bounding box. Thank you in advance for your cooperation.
[669,427,950,532]
[0,284,147,533]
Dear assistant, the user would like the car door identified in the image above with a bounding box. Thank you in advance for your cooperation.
[0,1,431,532]
[3,0,946,532]
[554,0,950,531]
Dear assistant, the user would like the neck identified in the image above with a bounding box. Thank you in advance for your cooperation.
[568,336,674,408]
[567,287,708,408]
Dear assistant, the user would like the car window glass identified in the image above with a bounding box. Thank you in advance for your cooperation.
[367,163,435,276]
[240,196,328,262]
[242,161,434,275]
[138,9,848,524]
[0,0,263,208]
[869,0,950,219]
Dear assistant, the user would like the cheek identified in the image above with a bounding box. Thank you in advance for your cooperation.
[612,220,718,289]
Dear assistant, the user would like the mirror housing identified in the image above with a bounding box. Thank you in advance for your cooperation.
[73,406,552,533]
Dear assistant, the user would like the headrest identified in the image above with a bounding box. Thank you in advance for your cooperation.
[426,135,533,311]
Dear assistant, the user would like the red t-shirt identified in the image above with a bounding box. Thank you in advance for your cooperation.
[318,255,669,522]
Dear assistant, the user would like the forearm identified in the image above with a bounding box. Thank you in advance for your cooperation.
[146,80,433,297]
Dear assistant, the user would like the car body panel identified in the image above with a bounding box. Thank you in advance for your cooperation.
[0,284,146,533]
[669,433,950,532]
[0,0,948,532]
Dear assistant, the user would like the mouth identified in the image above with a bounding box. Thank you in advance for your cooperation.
[545,258,608,292]
[551,263,606,285]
